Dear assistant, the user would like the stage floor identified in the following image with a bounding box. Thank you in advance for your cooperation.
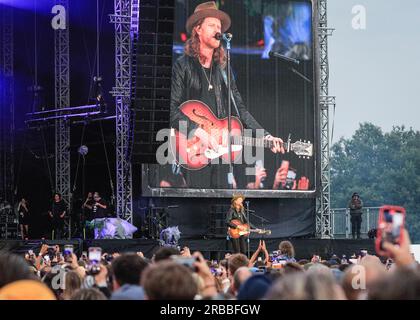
[0,237,375,261]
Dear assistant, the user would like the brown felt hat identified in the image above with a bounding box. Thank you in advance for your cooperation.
[185,1,231,34]
[231,194,245,204]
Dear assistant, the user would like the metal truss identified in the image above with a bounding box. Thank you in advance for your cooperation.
[110,0,134,225]
[54,0,71,237]
[316,0,335,238]
[1,2,15,208]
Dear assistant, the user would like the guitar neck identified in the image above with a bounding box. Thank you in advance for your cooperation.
[232,136,288,150]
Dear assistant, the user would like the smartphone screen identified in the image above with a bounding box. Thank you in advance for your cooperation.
[170,255,197,271]
[375,205,406,256]
[64,245,74,255]
[88,247,102,262]
[285,170,297,189]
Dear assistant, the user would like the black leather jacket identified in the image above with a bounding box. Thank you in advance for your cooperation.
[226,207,256,229]
[226,207,249,229]
[170,54,270,136]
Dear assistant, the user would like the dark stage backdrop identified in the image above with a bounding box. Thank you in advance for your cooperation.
[142,0,318,198]
[134,197,315,238]
[10,0,116,238]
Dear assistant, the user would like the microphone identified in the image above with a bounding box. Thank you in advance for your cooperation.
[215,32,233,41]
[269,51,300,65]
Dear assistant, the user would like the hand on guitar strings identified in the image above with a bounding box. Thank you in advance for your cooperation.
[194,127,220,153]
[264,135,285,154]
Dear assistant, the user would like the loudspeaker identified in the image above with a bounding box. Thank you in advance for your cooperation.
[131,0,175,164]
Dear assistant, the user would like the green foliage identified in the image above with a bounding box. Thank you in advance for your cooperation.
[331,123,420,242]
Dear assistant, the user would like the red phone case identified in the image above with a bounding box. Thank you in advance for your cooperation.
[375,205,406,256]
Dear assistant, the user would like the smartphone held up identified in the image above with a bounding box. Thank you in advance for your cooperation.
[375,205,406,256]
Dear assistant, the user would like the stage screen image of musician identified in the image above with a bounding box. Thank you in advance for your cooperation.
[142,0,317,197]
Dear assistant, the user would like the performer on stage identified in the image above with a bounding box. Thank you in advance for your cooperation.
[82,192,95,221]
[48,193,67,240]
[82,192,95,238]
[17,197,29,240]
[348,192,363,239]
[226,194,251,254]
[168,1,284,188]
[92,192,108,219]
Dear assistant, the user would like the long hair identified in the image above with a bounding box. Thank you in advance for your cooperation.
[231,196,244,212]
[279,241,295,258]
[184,18,226,67]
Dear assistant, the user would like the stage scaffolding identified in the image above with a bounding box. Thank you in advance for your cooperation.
[54,0,71,237]
[110,0,135,225]
[0,2,17,239]
[315,0,336,239]
[2,0,335,238]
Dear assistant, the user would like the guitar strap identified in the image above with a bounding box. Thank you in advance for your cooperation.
[220,68,241,118]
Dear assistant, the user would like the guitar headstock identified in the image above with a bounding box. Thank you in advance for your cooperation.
[290,140,313,159]
[256,229,272,236]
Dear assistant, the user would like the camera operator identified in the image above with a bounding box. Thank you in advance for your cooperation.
[348,192,363,239]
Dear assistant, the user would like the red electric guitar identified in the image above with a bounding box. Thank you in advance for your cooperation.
[170,100,313,170]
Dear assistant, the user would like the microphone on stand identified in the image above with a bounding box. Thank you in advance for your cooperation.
[215,32,233,41]
[269,51,300,65]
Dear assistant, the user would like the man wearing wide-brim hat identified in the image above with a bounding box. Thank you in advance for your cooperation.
[226,193,249,254]
[169,2,285,188]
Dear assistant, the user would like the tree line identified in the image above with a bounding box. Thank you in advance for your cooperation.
[330,123,420,242]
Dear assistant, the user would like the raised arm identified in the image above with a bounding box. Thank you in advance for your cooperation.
[248,240,263,267]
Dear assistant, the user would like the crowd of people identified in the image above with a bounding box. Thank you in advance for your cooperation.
[0,228,418,300]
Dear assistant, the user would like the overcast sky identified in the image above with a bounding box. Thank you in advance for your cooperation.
[328,0,420,142]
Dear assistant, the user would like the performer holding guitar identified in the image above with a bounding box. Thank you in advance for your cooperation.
[227,194,271,254]
[226,194,250,254]
[169,1,285,188]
